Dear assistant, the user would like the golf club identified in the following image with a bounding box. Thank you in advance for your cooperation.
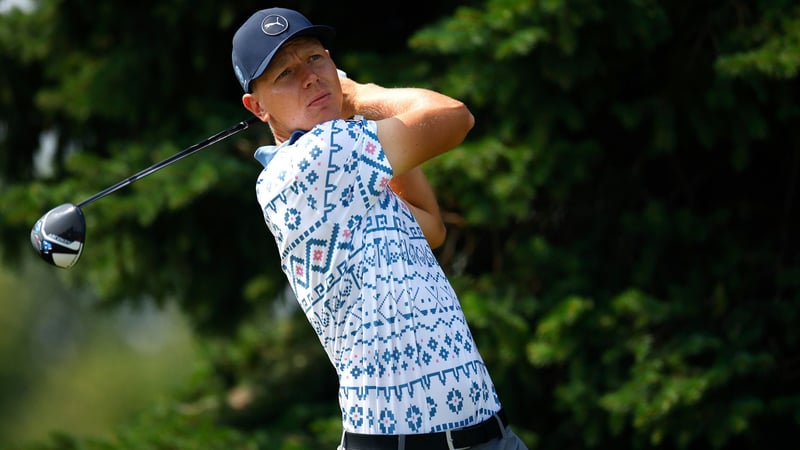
[30,116,260,269]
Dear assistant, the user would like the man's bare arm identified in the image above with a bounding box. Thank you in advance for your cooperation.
[339,77,469,248]
[389,167,446,249]
[340,77,474,175]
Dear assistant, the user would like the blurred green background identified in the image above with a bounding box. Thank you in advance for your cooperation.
[0,251,197,447]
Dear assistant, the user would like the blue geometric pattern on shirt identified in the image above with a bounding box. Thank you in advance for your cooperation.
[287,222,340,291]
[378,409,397,433]
[255,119,502,434]
[333,315,472,376]
[274,123,388,292]
[339,360,486,401]
[338,361,501,433]
[405,405,423,432]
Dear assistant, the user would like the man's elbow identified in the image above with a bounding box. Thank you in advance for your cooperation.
[428,221,447,250]
[455,102,475,140]
[464,105,475,132]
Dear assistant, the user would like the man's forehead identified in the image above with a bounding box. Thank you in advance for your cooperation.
[270,37,323,66]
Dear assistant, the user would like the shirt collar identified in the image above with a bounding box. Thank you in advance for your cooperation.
[253,129,308,168]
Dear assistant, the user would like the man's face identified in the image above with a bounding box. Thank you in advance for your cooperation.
[250,37,342,139]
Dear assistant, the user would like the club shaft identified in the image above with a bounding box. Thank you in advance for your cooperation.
[76,117,260,208]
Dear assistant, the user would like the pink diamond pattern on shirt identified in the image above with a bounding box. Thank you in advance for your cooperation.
[255,118,501,434]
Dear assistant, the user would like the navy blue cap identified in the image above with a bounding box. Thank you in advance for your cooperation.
[232,8,335,93]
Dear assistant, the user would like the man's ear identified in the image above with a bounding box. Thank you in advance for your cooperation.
[242,93,270,122]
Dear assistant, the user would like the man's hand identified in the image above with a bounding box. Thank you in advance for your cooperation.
[339,75,359,120]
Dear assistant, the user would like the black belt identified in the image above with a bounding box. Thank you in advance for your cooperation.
[343,409,508,450]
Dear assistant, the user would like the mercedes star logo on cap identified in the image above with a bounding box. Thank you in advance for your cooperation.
[261,14,288,36]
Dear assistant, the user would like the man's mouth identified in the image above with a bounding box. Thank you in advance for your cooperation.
[308,92,330,107]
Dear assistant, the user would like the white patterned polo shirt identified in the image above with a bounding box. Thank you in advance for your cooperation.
[254,118,502,435]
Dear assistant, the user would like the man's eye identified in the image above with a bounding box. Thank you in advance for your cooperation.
[278,69,292,79]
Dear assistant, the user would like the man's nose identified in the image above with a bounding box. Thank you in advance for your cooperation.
[300,64,320,87]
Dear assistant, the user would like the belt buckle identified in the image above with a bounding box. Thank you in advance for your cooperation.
[445,429,469,450]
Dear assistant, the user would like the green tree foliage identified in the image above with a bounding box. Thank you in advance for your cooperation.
[410,0,800,448]
[1,0,799,449]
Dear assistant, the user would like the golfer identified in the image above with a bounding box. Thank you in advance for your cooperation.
[232,7,528,450]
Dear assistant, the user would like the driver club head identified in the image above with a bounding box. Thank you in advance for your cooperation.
[30,203,86,269]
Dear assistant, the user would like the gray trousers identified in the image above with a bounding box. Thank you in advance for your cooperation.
[470,426,528,450]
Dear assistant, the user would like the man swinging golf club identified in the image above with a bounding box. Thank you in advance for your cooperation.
[233,7,528,450]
